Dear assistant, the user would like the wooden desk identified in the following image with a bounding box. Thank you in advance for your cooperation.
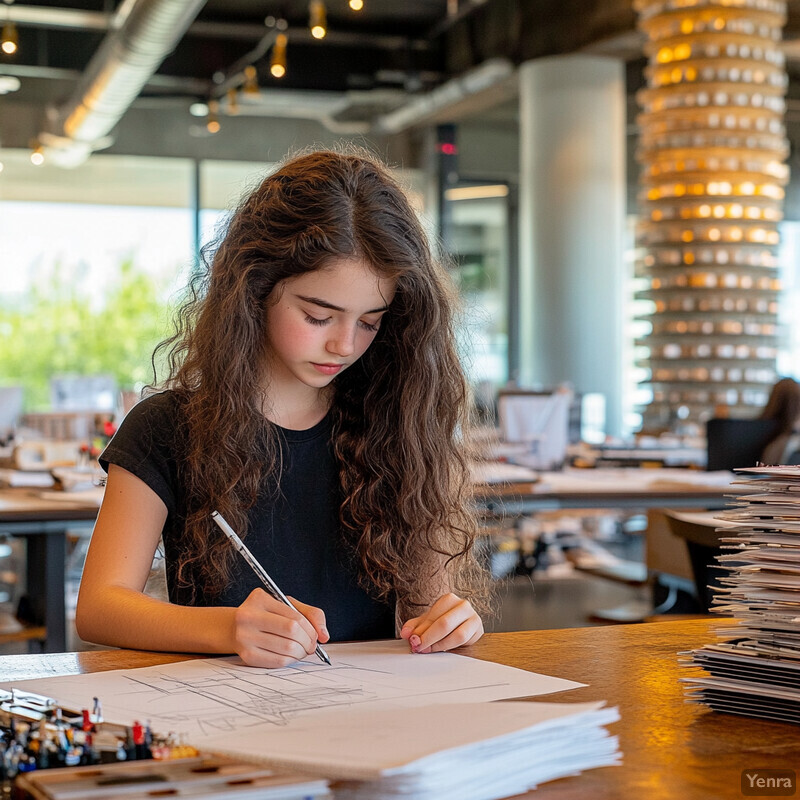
[0,620,795,799]
[0,489,100,652]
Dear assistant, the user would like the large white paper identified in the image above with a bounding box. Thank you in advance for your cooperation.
[1,640,583,744]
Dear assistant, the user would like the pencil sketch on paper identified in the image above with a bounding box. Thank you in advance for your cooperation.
[119,657,408,737]
[0,640,584,742]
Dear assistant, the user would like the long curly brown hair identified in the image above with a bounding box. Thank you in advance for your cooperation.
[152,148,490,618]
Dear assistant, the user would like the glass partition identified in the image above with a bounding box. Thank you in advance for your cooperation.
[447,187,511,394]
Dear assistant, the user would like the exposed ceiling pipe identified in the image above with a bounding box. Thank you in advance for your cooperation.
[39,0,208,167]
[213,60,514,136]
[187,61,515,137]
[8,4,429,49]
[172,63,513,137]
[372,58,515,135]
[210,88,408,135]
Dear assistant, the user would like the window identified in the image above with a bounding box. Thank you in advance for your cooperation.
[0,151,195,409]
[448,187,512,389]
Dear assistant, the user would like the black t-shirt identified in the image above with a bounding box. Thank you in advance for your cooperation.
[99,391,395,642]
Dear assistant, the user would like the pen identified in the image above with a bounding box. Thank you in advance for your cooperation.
[211,510,332,665]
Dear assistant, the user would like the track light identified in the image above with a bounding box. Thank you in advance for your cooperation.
[270,33,287,78]
[30,142,44,165]
[226,87,239,114]
[309,0,326,39]
[1,21,17,55]
[206,100,220,134]
[243,64,259,96]
[349,0,363,10]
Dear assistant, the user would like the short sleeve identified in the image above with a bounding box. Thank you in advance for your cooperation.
[99,392,180,515]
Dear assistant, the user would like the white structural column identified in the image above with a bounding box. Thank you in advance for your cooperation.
[518,55,626,436]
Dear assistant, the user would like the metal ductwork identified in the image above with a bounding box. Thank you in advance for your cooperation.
[372,58,515,135]
[40,0,208,166]
[217,59,516,137]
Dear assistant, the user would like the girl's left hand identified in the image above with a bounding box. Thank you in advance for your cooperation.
[399,593,484,654]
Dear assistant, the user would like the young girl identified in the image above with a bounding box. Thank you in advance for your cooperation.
[76,149,489,668]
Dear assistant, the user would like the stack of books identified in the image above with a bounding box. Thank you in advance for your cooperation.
[681,465,800,724]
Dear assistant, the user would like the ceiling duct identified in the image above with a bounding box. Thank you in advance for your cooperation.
[40,0,208,167]
[192,59,515,136]
[222,59,515,137]
[373,58,515,135]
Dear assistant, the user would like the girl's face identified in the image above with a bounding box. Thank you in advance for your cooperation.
[264,256,396,394]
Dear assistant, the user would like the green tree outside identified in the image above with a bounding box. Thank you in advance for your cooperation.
[0,258,174,411]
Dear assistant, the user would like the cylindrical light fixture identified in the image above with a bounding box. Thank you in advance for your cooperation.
[309,0,327,39]
[270,33,288,78]
[242,64,259,96]
[206,99,220,134]
[634,0,789,428]
[1,20,17,55]
[30,142,44,165]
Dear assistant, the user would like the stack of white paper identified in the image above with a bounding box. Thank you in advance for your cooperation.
[0,468,55,488]
[239,701,621,800]
[1,642,621,799]
[681,466,800,724]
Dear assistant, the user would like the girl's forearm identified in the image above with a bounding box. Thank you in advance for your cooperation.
[75,586,237,655]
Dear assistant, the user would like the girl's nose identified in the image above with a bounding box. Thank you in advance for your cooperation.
[327,324,356,357]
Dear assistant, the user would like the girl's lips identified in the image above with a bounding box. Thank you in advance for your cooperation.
[312,363,344,375]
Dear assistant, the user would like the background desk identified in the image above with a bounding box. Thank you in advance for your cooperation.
[0,470,741,654]
[475,468,739,607]
[0,489,99,651]
[0,620,794,799]
[475,467,738,515]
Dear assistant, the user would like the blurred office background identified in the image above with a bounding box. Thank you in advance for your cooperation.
[3,0,800,649]
[3,1,800,431]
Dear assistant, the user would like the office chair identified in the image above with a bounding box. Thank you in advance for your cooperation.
[662,510,734,613]
[785,449,800,466]
[705,417,780,471]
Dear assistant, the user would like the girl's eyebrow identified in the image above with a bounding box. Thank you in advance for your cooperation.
[294,293,390,314]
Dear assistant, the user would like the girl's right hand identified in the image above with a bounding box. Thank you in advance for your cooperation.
[232,588,330,668]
